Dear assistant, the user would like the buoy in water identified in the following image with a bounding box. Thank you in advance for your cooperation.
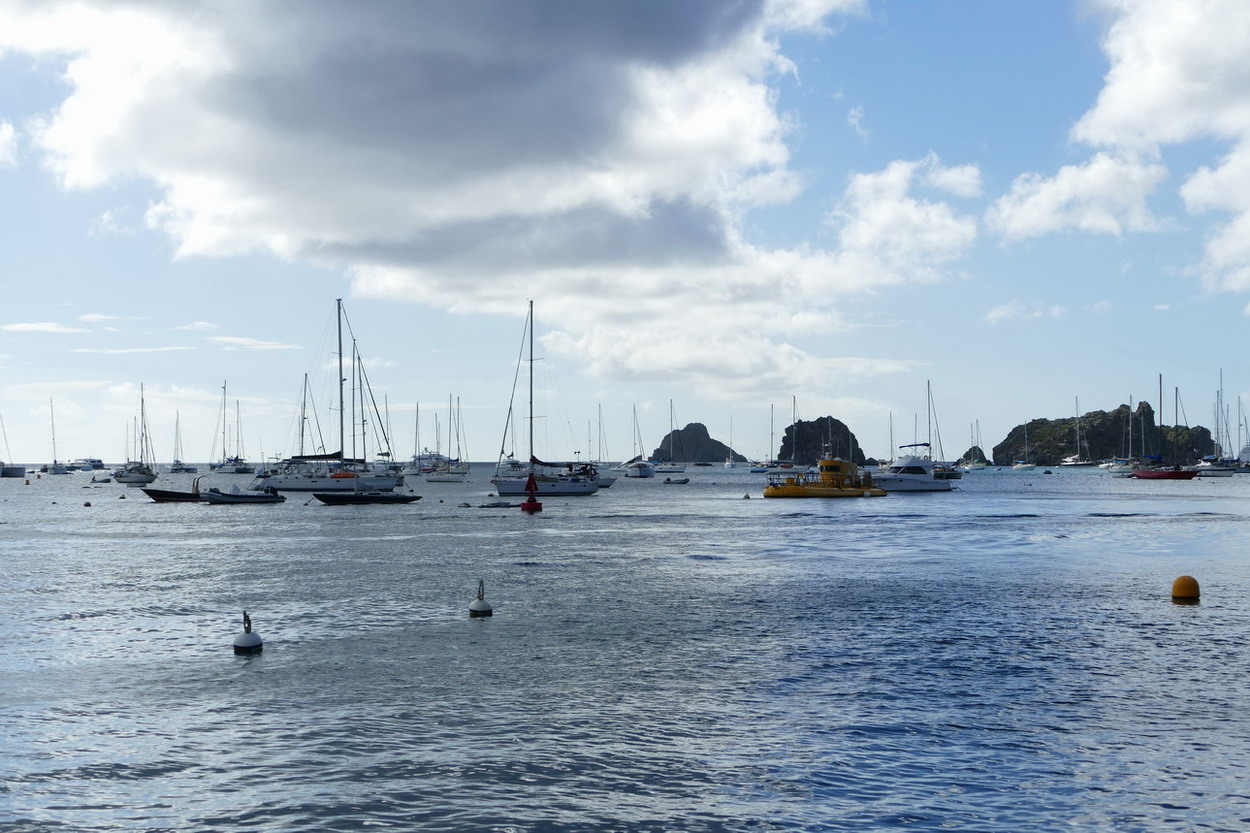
[469,580,493,617]
[520,471,542,514]
[1172,575,1200,604]
[233,611,264,653]
[83,501,91,507]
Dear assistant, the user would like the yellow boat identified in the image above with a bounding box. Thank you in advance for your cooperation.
[762,457,887,498]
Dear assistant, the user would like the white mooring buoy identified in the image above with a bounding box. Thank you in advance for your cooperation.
[469,580,493,617]
[233,611,264,653]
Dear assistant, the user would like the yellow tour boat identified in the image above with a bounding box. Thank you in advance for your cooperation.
[762,457,887,498]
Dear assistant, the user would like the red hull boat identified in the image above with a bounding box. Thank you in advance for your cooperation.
[1131,467,1198,480]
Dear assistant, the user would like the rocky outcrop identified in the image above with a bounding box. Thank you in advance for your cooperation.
[991,402,1213,466]
[652,417,868,466]
[959,446,990,465]
[778,416,868,466]
[652,423,744,463]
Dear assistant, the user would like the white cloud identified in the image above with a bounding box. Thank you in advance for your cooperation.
[174,321,218,330]
[826,154,980,290]
[986,152,1167,239]
[847,105,869,142]
[78,312,122,322]
[2,321,89,333]
[994,0,1250,293]
[0,121,15,167]
[984,302,1067,324]
[70,346,194,354]
[207,336,300,351]
[1073,0,1250,150]
[0,1,940,404]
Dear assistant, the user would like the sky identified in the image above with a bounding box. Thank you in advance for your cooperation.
[2,0,1249,467]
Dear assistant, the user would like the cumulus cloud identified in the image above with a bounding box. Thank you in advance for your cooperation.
[986,152,1166,238]
[826,153,980,290]
[990,0,1250,295]
[0,0,929,403]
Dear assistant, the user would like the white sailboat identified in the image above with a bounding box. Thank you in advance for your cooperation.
[1060,398,1096,466]
[492,301,599,496]
[654,400,686,473]
[0,409,24,478]
[263,300,405,492]
[620,405,655,478]
[1012,422,1036,470]
[114,385,158,485]
[46,398,69,475]
[169,412,198,473]
[425,396,471,482]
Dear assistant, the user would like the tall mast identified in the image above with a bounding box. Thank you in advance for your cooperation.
[337,298,345,458]
[527,299,534,466]
[220,381,227,462]
[50,397,58,463]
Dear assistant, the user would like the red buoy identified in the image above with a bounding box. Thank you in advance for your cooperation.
[521,472,542,514]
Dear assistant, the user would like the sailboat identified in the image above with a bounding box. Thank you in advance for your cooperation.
[724,416,737,468]
[1011,422,1036,470]
[45,398,69,474]
[208,383,254,473]
[425,396,471,482]
[0,409,24,478]
[589,405,616,487]
[962,421,986,470]
[1132,376,1197,480]
[114,385,158,484]
[654,400,686,473]
[263,300,405,492]
[618,405,655,478]
[169,412,198,473]
[491,301,599,496]
[1060,398,1096,466]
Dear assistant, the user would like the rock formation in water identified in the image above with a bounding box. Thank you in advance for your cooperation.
[652,417,867,466]
[652,423,744,463]
[991,402,1214,466]
[777,416,868,467]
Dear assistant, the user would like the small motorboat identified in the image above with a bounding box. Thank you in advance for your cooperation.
[312,490,421,505]
[142,476,205,502]
[663,477,690,484]
[202,485,286,504]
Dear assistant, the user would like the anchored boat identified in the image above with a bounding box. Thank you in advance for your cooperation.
[763,457,887,498]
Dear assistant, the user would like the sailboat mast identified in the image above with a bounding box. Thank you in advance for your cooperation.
[1159,374,1164,463]
[220,381,227,463]
[527,300,534,466]
[337,298,345,458]
[50,397,58,463]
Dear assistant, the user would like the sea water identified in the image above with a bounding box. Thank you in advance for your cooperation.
[2,467,1250,831]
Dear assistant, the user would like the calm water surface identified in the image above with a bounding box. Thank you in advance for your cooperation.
[2,467,1250,831]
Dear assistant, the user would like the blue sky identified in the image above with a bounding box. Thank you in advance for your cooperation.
[1,0,1248,466]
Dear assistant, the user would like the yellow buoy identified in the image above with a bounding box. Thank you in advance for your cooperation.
[1171,575,1200,604]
